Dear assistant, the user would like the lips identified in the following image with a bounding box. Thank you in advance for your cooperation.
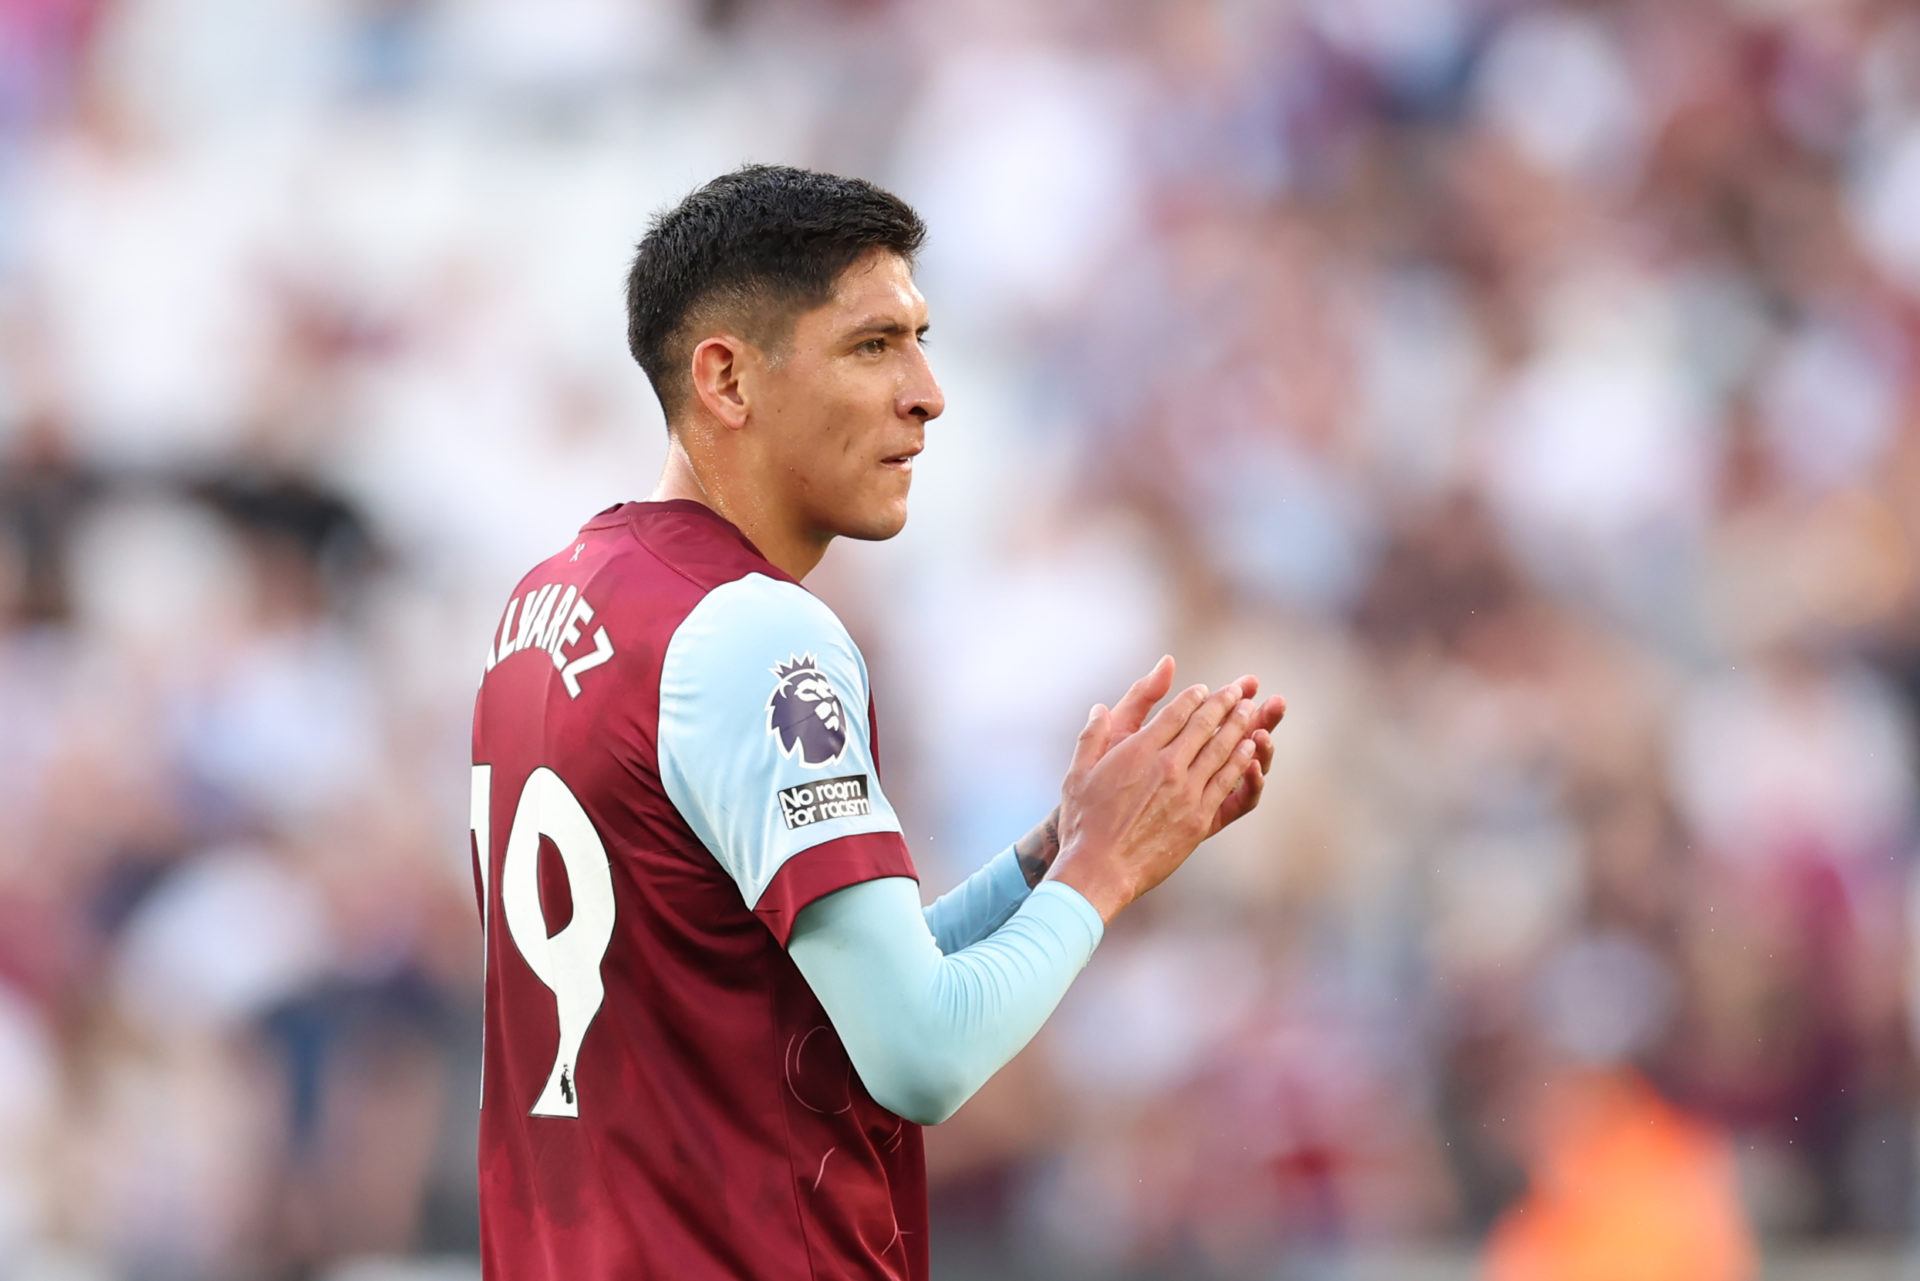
[880,445,922,467]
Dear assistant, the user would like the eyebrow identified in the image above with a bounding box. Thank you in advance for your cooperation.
[842,317,931,341]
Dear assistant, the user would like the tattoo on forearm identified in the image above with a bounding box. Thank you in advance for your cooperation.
[1015,808,1061,888]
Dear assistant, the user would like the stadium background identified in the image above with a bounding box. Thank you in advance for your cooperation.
[4,0,1920,1278]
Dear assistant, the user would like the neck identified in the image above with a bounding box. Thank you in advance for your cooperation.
[650,433,830,580]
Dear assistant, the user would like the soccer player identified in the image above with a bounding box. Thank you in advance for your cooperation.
[469,164,1286,1280]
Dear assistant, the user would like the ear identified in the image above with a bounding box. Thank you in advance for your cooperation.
[688,335,751,430]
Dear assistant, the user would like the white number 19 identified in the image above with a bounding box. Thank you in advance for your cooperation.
[471,764,616,1118]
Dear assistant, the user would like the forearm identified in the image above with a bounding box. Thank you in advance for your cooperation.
[922,845,1028,953]
[921,808,1063,953]
[791,874,1102,1125]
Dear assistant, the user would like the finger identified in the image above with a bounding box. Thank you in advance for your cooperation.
[1203,735,1261,814]
[1212,768,1253,832]
[1069,704,1110,777]
[1214,752,1267,831]
[1252,727,1274,775]
[1109,656,1176,739]
[1189,696,1257,779]
[1169,684,1246,768]
[1142,683,1210,749]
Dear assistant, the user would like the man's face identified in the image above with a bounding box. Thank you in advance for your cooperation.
[750,250,944,543]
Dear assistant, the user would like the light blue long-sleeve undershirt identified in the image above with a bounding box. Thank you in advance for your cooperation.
[787,851,1104,1126]
[920,844,1034,954]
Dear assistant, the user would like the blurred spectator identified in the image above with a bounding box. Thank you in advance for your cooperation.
[1483,1070,1756,1281]
[2,0,1919,1277]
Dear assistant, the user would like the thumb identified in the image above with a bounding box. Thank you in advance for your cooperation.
[1069,704,1110,777]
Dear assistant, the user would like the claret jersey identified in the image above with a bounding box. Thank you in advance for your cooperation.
[469,499,926,1280]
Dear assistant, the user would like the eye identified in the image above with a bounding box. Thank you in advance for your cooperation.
[859,337,887,355]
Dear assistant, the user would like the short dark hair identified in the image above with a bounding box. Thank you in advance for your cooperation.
[625,164,927,424]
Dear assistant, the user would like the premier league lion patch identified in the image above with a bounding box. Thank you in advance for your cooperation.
[766,654,849,767]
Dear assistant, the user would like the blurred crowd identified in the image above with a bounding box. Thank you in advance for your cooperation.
[4,0,1920,1278]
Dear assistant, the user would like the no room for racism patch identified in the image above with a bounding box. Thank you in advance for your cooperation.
[777,774,872,829]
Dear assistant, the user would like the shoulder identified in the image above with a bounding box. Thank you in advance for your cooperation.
[662,575,869,739]
[673,574,856,659]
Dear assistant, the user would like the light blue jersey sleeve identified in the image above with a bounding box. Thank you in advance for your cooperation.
[787,876,1103,1125]
[921,845,1032,954]
[658,573,906,918]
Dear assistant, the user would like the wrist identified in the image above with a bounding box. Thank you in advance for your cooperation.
[1045,848,1131,925]
[1014,807,1063,888]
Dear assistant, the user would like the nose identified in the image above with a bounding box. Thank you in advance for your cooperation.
[901,349,945,422]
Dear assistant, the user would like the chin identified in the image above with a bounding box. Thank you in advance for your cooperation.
[836,501,909,543]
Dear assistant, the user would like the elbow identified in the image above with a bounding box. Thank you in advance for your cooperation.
[866,1062,973,1126]
[883,1090,965,1127]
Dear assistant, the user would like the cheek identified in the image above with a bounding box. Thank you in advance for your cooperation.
[813,371,895,456]
[773,370,897,505]
[788,394,863,466]
[776,421,843,490]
